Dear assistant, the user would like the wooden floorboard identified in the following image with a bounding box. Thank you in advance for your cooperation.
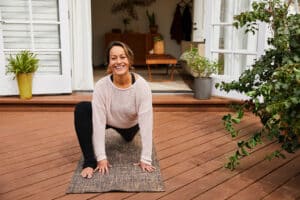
[0,111,299,200]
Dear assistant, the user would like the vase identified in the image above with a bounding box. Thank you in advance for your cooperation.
[17,73,33,99]
[194,77,212,99]
[153,40,164,54]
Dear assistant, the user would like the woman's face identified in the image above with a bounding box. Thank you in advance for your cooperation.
[109,46,130,76]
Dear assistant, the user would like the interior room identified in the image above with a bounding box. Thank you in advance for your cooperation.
[91,0,201,93]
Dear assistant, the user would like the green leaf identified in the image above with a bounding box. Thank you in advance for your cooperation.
[232,118,241,124]
[290,97,298,104]
[241,147,249,156]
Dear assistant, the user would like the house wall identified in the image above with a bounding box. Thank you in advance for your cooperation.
[91,0,182,67]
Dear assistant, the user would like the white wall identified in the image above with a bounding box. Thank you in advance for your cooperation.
[91,0,182,66]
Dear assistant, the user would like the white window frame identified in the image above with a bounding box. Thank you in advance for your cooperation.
[0,0,71,95]
[204,0,267,99]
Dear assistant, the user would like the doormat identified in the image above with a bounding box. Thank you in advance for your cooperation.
[66,129,165,193]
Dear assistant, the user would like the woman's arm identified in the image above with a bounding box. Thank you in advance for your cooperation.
[92,82,107,162]
[137,79,153,165]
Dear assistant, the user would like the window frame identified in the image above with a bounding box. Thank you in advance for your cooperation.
[0,0,71,95]
[204,0,267,99]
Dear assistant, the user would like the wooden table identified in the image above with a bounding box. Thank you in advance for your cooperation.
[145,54,177,81]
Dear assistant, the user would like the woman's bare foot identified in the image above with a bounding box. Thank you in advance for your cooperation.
[80,167,94,178]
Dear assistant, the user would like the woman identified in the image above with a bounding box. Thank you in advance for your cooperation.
[74,41,155,179]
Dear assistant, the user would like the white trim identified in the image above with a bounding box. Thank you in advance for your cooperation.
[212,23,236,26]
[4,49,62,52]
[204,0,212,57]
[0,9,4,77]
[28,0,34,50]
[1,20,61,24]
[68,0,94,91]
[59,0,71,91]
[192,0,205,42]
[211,49,258,55]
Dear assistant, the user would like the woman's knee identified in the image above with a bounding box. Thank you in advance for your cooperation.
[74,101,92,114]
[74,101,92,117]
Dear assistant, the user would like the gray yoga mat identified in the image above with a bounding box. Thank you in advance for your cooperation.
[67,129,165,193]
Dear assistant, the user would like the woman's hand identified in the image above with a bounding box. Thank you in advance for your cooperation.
[94,159,112,175]
[134,161,156,173]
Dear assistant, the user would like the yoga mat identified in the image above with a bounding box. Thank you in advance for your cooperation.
[67,129,165,193]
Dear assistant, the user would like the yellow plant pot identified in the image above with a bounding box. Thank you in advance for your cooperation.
[17,73,33,100]
[154,40,165,54]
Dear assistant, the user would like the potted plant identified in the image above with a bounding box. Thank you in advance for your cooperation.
[153,34,164,54]
[6,50,39,99]
[146,10,158,34]
[180,47,219,99]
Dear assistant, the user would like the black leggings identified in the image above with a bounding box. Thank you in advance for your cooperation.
[74,101,139,168]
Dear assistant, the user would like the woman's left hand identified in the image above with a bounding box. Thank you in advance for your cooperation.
[134,161,156,172]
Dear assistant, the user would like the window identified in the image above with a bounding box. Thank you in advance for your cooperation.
[0,0,71,95]
[0,0,63,75]
[205,0,266,79]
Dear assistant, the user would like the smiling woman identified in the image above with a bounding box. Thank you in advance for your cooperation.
[74,41,156,179]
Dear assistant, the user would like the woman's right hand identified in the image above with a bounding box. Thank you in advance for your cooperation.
[94,159,112,175]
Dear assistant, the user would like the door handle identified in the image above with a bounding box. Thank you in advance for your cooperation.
[0,20,6,24]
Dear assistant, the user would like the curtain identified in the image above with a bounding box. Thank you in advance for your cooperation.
[68,0,94,91]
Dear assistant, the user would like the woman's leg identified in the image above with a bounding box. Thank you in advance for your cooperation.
[74,101,97,169]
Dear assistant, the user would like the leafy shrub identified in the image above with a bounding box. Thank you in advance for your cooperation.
[216,0,300,170]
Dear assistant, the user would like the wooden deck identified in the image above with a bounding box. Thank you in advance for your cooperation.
[0,110,299,200]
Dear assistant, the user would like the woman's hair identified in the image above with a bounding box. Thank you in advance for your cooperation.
[105,41,134,74]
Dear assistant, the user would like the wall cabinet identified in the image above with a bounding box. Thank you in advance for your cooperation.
[104,33,158,66]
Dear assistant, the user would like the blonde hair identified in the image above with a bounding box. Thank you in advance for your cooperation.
[105,41,134,74]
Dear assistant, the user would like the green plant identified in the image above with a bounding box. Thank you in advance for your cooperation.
[180,47,219,77]
[146,10,156,26]
[215,0,300,170]
[153,34,163,42]
[6,50,39,79]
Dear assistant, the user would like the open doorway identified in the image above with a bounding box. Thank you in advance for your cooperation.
[90,0,203,93]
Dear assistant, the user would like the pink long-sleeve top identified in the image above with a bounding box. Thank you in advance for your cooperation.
[92,73,153,165]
